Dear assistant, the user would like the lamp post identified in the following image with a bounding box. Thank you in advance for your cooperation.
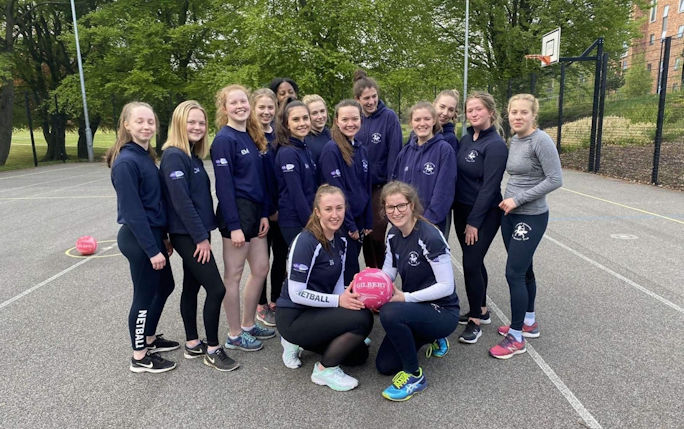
[70,0,93,162]
[462,0,469,135]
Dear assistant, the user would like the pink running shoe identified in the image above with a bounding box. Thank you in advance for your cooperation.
[489,334,526,359]
[497,322,540,338]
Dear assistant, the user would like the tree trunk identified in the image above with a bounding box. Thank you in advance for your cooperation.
[77,115,100,159]
[0,0,16,166]
[42,111,67,161]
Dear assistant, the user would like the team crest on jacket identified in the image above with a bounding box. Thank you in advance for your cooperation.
[215,158,228,166]
[362,159,368,172]
[371,133,382,144]
[193,167,200,174]
[240,148,250,155]
[465,150,478,163]
[422,162,436,175]
[408,251,420,266]
[281,163,295,173]
[169,171,184,180]
[512,222,531,241]
[331,169,341,178]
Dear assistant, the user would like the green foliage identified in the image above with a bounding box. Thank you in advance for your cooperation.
[621,52,653,97]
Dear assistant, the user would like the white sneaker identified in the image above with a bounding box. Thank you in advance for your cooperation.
[310,362,358,391]
[281,336,302,369]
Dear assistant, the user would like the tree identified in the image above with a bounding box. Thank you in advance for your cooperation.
[0,0,16,166]
[622,52,653,97]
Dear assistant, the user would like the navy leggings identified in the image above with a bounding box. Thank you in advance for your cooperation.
[276,306,373,367]
[341,216,365,285]
[501,211,549,331]
[376,302,459,375]
[170,234,225,347]
[259,220,288,306]
[118,225,175,351]
[453,203,502,318]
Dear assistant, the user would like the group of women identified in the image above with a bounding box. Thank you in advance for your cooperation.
[107,70,562,402]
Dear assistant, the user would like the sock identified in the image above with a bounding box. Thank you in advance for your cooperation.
[524,312,536,325]
[508,329,523,342]
[229,334,239,341]
[241,325,254,332]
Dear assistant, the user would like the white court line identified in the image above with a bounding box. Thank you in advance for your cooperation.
[0,244,116,311]
[0,165,77,180]
[544,234,683,313]
[0,171,96,193]
[449,254,602,429]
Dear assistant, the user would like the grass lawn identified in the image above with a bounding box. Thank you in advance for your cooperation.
[2,129,117,172]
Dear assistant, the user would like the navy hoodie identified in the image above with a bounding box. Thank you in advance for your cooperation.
[319,139,372,232]
[392,133,457,226]
[111,142,167,258]
[455,126,508,229]
[442,122,460,154]
[210,125,268,231]
[262,130,278,216]
[356,100,403,185]
[305,126,331,169]
[275,137,318,228]
[160,146,217,244]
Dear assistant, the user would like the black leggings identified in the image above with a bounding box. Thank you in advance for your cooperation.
[375,302,458,375]
[170,234,226,347]
[118,225,175,351]
[501,212,548,330]
[259,220,288,306]
[453,203,502,318]
[276,306,373,367]
[362,185,388,268]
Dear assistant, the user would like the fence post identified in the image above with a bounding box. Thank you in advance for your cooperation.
[557,64,566,154]
[397,87,402,119]
[530,73,537,95]
[24,91,38,167]
[653,36,671,185]
[588,38,603,172]
[594,52,609,172]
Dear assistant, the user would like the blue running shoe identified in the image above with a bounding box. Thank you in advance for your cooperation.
[245,324,276,340]
[225,331,263,352]
[426,338,449,358]
[381,368,427,401]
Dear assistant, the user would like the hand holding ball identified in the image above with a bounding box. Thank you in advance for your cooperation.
[76,236,98,255]
[352,268,394,310]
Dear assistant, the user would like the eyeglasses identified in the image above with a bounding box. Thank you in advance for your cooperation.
[385,202,410,214]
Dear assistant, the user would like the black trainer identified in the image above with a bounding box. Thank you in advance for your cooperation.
[130,352,176,373]
[184,340,207,359]
[146,334,180,353]
[458,310,491,325]
[203,347,240,372]
[458,320,482,344]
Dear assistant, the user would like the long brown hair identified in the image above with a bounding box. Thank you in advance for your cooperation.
[352,69,379,99]
[330,99,362,166]
[275,100,309,149]
[465,91,503,136]
[162,100,209,158]
[214,84,268,152]
[380,181,429,225]
[105,101,157,168]
[304,184,346,251]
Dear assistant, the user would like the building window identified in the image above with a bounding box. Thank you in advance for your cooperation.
[650,1,657,22]
[623,60,628,70]
[648,63,652,72]
[678,25,684,38]
[650,34,655,45]
[680,0,684,13]
[675,58,681,71]
[663,6,669,36]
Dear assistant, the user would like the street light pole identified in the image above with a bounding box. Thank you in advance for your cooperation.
[70,0,93,162]
[462,0,469,136]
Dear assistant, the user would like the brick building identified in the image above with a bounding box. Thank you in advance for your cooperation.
[626,0,684,92]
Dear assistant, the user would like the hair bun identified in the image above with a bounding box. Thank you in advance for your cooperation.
[353,69,368,82]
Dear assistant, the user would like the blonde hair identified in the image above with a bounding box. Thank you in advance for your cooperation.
[162,101,209,158]
[466,91,503,136]
[302,94,325,106]
[434,89,460,123]
[304,184,346,251]
[250,88,277,107]
[105,101,157,167]
[330,99,362,166]
[214,84,268,152]
[507,93,539,128]
[380,181,429,224]
[409,101,442,136]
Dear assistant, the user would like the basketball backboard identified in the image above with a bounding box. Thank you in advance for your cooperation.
[541,27,561,67]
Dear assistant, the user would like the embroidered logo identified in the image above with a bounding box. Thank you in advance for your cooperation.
[304,163,310,169]
[330,169,341,178]
[193,167,200,174]
[169,171,184,180]
[371,132,382,144]
[408,251,420,267]
[362,159,368,172]
[281,163,295,172]
[215,158,228,166]
[329,259,334,266]
[465,150,478,163]
[422,162,436,175]
[240,148,250,155]
[293,263,309,272]
[512,222,531,241]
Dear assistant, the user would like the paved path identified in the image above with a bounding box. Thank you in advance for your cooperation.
[0,164,681,428]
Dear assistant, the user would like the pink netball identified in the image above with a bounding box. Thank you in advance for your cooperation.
[353,268,394,310]
[76,236,98,255]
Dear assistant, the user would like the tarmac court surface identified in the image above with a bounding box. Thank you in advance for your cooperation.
[0,164,682,428]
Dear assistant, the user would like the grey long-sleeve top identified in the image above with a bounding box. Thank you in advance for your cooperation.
[503,129,563,215]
